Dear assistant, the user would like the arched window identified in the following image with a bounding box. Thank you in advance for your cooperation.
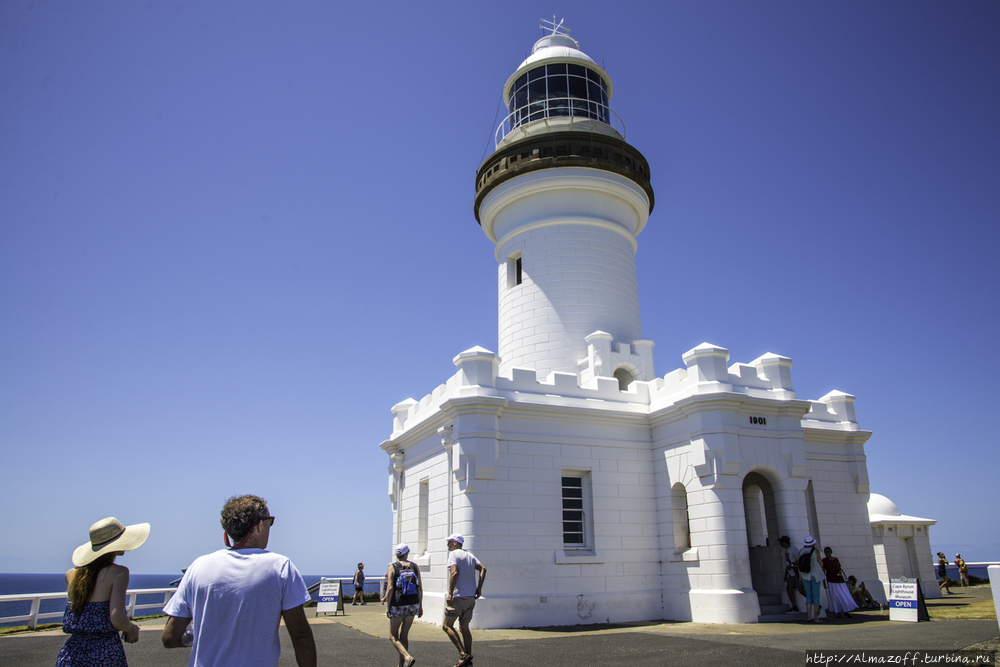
[671,483,691,553]
[613,367,634,391]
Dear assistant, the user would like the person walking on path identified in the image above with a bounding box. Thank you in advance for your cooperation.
[442,534,486,667]
[800,536,826,623]
[161,495,316,667]
[353,563,367,605]
[57,516,150,667]
[955,554,969,586]
[937,552,954,594]
[778,536,804,613]
[385,544,422,667]
[822,546,857,618]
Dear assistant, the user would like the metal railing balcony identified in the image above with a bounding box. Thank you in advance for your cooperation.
[495,99,626,148]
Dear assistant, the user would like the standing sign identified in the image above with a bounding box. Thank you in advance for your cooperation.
[317,578,344,616]
[889,577,922,622]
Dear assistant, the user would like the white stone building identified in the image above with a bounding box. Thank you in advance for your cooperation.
[867,493,940,599]
[380,27,883,627]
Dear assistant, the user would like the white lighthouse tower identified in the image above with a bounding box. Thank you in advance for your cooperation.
[380,23,885,629]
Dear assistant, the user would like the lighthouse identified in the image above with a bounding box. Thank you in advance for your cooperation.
[380,23,886,629]
[475,23,656,383]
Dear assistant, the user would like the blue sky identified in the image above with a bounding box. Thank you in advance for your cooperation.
[2,1,998,578]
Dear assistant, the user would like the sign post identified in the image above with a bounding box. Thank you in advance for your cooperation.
[316,578,344,616]
[888,577,924,622]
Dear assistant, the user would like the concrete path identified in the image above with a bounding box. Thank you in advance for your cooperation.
[3,587,996,666]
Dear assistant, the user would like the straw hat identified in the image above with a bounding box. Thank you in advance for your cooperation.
[72,517,150,566]
[803,535,817,547]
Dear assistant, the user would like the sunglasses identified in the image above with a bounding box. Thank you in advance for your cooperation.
[259,516,275,527]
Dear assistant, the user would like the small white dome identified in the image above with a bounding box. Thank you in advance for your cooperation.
[502,34,613,103]
[517,36,599,71]
[868,493,901,517]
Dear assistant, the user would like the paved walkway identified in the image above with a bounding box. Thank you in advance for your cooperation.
[3,587,996,666]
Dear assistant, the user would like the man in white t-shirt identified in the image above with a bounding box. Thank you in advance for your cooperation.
[779,535,805,613]
[442,533,486,667]
[161,495,316,667]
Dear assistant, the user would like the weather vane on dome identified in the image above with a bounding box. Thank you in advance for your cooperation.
[540,16,571,37]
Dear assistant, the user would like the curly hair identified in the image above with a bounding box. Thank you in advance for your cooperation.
[220,495,268,541]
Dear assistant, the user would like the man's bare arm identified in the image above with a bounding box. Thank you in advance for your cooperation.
[161,616,191,648]
[447,564,459,602]
[282,604,317,667]
[475,563,487,598]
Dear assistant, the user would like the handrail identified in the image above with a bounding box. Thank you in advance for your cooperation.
[306,576,386,595]
[0,587,176,630]
[495,99,626,147]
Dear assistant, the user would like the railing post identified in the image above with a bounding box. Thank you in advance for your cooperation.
[28,597,41,630]
[127,591,136,619]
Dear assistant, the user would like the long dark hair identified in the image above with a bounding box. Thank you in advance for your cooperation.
[68,553,116,615]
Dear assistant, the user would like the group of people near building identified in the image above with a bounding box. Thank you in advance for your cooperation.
[779,535,869,622]
[55,494,487,667]
[384,534,486,667]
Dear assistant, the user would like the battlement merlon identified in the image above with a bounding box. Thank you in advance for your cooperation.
[386,343,863,438]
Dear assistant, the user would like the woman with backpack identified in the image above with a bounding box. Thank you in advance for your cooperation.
[799,536,826,622]
[385,543,422,667]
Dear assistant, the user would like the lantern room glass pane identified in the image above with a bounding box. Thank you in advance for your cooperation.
[509,65,612,130]
[527,78,546,103]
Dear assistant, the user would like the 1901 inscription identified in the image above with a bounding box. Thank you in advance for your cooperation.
[750,416,767,425]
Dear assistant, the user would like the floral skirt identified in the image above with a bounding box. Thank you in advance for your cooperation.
[388,603,420,618]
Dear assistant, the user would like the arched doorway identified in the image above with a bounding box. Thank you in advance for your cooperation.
[743,472,784,612]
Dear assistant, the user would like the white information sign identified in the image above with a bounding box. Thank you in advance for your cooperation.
[317,578,344,615]
[889,577,919,622]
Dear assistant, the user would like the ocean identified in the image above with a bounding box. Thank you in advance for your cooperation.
[0,573,366,628]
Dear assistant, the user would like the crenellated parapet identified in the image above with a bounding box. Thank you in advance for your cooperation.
[383,341,863,438]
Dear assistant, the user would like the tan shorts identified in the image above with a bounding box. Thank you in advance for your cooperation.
[444,596,476,622]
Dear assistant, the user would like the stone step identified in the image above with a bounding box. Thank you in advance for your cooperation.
[759,611,807,623]
[759,603,791,615]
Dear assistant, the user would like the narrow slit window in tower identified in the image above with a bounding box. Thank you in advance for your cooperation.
[507,253,523,288]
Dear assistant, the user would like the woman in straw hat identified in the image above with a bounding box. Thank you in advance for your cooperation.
[800,535,826,623]
[56,516,150,667]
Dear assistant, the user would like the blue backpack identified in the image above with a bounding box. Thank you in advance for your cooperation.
[396,569,418,597]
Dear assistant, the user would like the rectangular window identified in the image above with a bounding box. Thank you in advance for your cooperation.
[507,252,522,288]
[561,473,594,549]
[417,480,428,556]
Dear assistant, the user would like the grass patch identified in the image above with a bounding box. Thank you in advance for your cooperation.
[0,623,61,635]
[0,614,165,637]
[927,594,997,621]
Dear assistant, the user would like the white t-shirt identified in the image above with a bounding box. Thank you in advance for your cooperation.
[784,545,801,569]
[447,548,481,598]
[163,548,311,667]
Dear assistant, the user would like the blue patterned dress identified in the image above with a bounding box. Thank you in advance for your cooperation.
[55,600,128,667]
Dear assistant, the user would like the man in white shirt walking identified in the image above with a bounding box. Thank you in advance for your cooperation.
[161,495,316,667]
[442,533,486,667]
